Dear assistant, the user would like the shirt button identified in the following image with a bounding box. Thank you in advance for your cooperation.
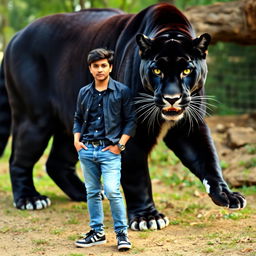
[99,94,101,96]
[99,104,101,106]
[98,117,100,120]
[95,130,98,132]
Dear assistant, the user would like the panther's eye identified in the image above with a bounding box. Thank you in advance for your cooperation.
[152,68,162,76]
[182,69,192,76]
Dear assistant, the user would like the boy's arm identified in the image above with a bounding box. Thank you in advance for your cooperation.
[74,132,87,152]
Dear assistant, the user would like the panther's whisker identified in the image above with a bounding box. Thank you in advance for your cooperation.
[187,107,200,127]
[148,106,161,133]
[137,92,154,98]
[190,101,214,116]
[192,95,218,101]
[135,103,156,114]
[188,104,203,125]
[186,107,198,134]
[137,107,154,121]
[189,105,205,124]
[190,100,216,110]
[134,99,155,105]
[136,103,155,112]
[137,104,156,122]
[184,109,193,134]
[147,110,156,133]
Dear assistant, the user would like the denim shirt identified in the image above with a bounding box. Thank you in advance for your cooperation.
[82,87,106,141]
[73,78,137,144]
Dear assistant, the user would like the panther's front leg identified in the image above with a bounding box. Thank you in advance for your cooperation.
[164,122,246,210]
[121,140,169,231]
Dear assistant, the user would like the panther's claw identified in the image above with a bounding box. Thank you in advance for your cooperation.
[14,195,51,210]
[129,214,169,231]
[209,191,246,210]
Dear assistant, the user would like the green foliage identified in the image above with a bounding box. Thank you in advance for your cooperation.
[245,144,256,155]
[206,42,256,115]
[220,160,229,169]
[239,158,256,169]
[239,185,256,195]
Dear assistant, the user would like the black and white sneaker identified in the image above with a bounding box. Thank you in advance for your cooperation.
[75,229,106,248]
[116,231,132,251]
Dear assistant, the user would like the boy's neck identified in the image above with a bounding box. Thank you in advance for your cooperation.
[94,77,110,91]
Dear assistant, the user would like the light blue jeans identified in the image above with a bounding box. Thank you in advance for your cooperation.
[78,144,128,234]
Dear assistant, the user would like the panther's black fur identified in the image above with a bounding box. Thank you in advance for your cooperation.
[0,3,246,230]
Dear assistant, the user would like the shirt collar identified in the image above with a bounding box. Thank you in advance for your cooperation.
[108,77,115,91]
[88,77,115,94]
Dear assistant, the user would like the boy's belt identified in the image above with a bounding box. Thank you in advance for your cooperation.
[83,139,112,147]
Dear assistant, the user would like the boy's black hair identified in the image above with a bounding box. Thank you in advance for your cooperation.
[87,48,114,66]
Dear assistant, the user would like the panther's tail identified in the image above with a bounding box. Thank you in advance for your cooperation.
[0,57,11,156]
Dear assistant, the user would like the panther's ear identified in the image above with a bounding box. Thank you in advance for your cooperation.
[193,33,211,58]
[136,34,153,58]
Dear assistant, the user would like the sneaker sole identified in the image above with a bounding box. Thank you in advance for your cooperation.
[75,240,106,248]
[118,244,132,251]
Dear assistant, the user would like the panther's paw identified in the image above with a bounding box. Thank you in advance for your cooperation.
[209,191,246,210]
[14,195,51,210]
[129,214,169,231]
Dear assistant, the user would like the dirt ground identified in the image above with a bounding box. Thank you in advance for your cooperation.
[0,115,256,256]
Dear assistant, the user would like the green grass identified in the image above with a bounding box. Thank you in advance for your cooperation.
[32,239,49,246]
[239,158,256,169]
[245,144,256,154]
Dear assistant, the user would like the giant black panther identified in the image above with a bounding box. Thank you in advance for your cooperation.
[0,3,246,230]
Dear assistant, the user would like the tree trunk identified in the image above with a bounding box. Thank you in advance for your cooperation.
[184,0,256,45]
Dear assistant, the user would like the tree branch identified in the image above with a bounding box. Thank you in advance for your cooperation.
[185,0,256,45]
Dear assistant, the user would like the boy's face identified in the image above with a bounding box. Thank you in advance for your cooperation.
[89,58,112,82]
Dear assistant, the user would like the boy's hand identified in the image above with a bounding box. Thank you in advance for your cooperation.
[74,141,88,152]
[102,145,121,154]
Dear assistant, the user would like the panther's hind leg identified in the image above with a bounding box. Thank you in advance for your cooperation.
[10,118,52,210]
[46,132,86,202]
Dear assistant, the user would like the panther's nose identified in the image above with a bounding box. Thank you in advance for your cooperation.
[163,95,181,105]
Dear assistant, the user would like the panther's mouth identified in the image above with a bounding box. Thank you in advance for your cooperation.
[162,106,184,116]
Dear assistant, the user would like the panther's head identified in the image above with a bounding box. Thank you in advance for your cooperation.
[136,32,211,125]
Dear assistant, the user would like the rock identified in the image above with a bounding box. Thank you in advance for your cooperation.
[226,127,256,149]
[216,123,227,133]
[224,166,256,187]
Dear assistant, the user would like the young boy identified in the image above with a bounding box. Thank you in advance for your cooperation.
[73,48,136,251]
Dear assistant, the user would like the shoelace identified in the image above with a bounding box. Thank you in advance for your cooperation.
[117,232,128,242]
[85,229,96,238]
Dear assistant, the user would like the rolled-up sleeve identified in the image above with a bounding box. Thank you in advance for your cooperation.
[121,87,137,137]
[73,89,83,133]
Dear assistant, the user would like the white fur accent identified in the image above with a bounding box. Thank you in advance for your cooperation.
[139,220,148,230]
[164,216,170,226]
[148,219,157,230]
[41,200,47,208]
[26,202,33,210]
[203,179,210,194]
[162,112,184,121]
[35,200,43,210]
[46,198,51,206]
[157,219,166,229]
[229,198,247,211]
[241,198,247,209]
[130,221,139,231]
